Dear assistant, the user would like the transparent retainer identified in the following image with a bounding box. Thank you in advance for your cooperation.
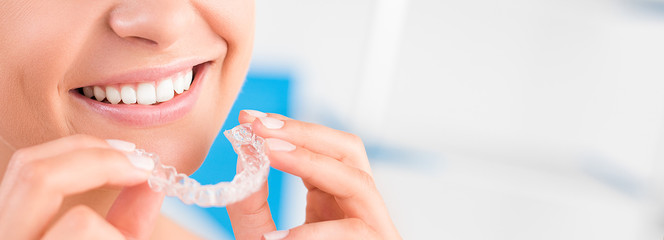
[139,123,269,207]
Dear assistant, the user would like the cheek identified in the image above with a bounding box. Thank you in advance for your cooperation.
[0,2,110,145]
[197,0,255,94]
[1,2,106,83]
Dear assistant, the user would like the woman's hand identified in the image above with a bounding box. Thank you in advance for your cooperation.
[227,110,400,240]
[0,135,164,240]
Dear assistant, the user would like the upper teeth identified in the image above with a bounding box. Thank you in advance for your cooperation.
[81,69,193,105]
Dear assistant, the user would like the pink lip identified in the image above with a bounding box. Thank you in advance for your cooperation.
[71,62,210,127]
[76,58,207,88]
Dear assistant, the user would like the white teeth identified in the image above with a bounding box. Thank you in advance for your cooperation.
[121,85,137,104]
[93,86,106,101]
[83,87,94,98]
[136,83,156,105]
[156,78,175,102]
[184,70,193,91]
[106,86,122,104]
[80,68,194,105]
[173,73,185,94]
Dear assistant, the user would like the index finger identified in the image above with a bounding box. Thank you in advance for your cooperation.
[8,135,114,165]
[239,110,372,175]
[1,135,117,196]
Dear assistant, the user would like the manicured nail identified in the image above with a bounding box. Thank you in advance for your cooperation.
[244,109,268,118]
[266,138,296,152]
[125,152,155,171]
[259,117,284,129]
[263,230,289,240]
[106,139,136,152]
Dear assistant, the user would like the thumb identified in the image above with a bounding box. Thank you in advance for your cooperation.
[106,183,165,240]
[227,156,276,239]
[227,182,276,240]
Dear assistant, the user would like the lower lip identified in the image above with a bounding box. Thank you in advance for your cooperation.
[71,63,210,127]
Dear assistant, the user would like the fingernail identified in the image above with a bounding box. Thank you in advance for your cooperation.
[244,109,268,118]
[259,117,284,129]
[125,152,155,171]
[263,230,289,240]
[106,139,136,152]
[266,138,296,152]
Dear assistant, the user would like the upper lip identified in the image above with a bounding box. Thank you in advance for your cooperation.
[71,57,209,89]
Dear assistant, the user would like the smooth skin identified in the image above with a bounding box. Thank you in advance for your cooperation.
[0,0,400,239]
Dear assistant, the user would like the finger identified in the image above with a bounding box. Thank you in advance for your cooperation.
[239,110,372,175]
[0,148,150,240]
[239,109,271,123]
[42,205,124,240]
[240,110,361,161]
[266,139,397,234]
[228,183,276,240]
[8,134,112,166]
[262,219,380,240]
[227,156,276,240]
[268,139,400,237]
[1,135,115,197]
[106,183,165,240]
[267,138,376,201]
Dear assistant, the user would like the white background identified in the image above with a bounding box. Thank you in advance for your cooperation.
[250,0,664,239]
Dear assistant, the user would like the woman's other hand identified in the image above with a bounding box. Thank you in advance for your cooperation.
[228,110,401,240]
[0,135,164,240]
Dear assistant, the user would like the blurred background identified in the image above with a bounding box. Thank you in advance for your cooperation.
[163,0,664,239]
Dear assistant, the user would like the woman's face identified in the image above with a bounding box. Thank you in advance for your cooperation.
[0,1,254,173]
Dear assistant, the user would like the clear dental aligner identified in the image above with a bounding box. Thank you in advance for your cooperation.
[142,123,270,207]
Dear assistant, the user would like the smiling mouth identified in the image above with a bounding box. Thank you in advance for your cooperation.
[70,61,211,126]
[75,64,203,105]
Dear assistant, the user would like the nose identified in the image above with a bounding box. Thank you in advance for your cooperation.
[108,0,191,49]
